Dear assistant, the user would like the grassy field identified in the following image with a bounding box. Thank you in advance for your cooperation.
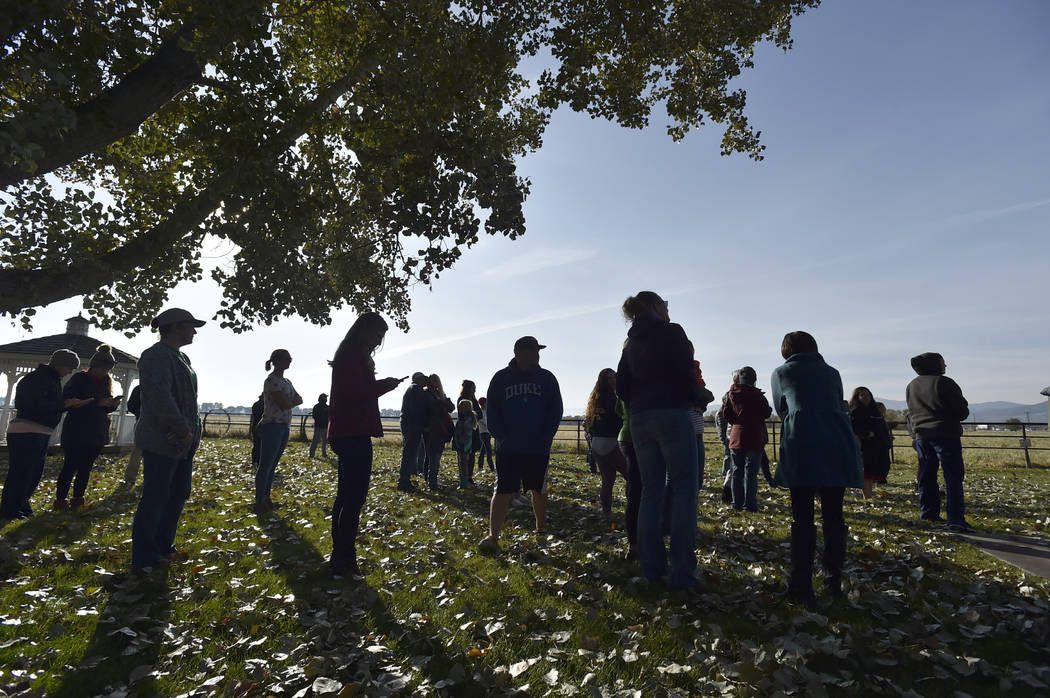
[1,438,1049,697]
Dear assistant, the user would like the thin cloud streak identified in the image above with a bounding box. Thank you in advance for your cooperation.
[482,247,596,279]
[382,301,622,359]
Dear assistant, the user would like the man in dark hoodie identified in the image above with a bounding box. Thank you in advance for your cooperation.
[905,352,974,533]
[478,336,563,554]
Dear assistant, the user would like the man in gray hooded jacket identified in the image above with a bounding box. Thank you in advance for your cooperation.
[905,352,974,533]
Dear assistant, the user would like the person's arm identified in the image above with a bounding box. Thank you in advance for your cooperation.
[266,376,294,411]
[138,349,192,439]
[760,393,772,419]
[938,377,970,423]
[485,376,505,441]
[770,368,788,419]
[615,346,633,407]
[546,373,564,446]
[62,373,95,409]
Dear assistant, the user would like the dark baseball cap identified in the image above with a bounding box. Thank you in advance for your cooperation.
[151,307,206,329]
[513,336,546,352]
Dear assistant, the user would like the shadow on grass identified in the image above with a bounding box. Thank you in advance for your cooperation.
[255,511,493,695]
[0,489,135,578]
[51,566,172,698]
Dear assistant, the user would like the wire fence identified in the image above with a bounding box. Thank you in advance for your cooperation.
[199,412,1049,466]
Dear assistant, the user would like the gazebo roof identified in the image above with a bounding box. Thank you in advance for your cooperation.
[1042,387,1050,397]
[0,315,138,366]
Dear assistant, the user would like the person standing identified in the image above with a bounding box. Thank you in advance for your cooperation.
[615,292,702,590]
[616,397,642,561]
[131,308,206,568]
[478,336,563,553]
[119,385,144,489]
[584,368,627,524]
[326,312,404,577]
[477,396,495,471]
[770,331,862,609]
[458,380,483,485]
[397,372,428,491]
[849,386,891,499]
[55,344,123,510]
[906,352,974,532]
[422,374,454,491]
[255,349,303,511]
[453,399,477,489]
[721,366,772,513]
[309,393,330,459]
[249,394,264,469]
[0,350,83,519]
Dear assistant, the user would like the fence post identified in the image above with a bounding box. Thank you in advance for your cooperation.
[889,422,896,463]
[576,419,581,453]
[771,421,776,459]
[1022,423,1032,468]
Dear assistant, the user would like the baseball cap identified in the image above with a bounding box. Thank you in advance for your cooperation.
[150,308,206,329]
[513,336,546,353]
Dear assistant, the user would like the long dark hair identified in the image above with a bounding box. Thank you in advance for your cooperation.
[848,386,875,412]
[584,368,616,431]
[333,312,388,371]
[622,291,664,321]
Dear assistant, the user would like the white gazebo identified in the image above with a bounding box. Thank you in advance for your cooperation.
[1,315,139,447]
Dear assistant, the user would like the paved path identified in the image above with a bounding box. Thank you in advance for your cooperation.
[960,532,1050,579]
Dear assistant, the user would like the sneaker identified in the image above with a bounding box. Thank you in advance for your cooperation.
[477,536,500,555]
[69,496,85,510]
[396,483,418,493]
[948,521,976,534]
[166,548,190,562]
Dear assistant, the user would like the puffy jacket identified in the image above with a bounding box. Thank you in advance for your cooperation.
[905,353,969,439]
[486,359,563,454]
[615,312,699,414]
[328,347,396,439]
[722,383,772,451]
[13,364,66,429]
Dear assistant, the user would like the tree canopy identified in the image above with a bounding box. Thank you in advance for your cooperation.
[1,0,819,332]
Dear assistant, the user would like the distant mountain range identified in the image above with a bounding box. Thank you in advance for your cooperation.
[877,399,1048,423]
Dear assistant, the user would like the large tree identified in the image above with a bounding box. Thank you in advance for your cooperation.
[1,0,819,332]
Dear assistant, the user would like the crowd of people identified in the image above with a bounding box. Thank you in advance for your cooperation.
[0,295,978,608]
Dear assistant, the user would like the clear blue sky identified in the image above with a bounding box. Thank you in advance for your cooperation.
[3,0,1049,412]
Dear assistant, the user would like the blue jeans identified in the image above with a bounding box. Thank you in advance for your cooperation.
[1,432,51,518]
[255,422,290,502]
[730,449,762,512]
[631,408,698,588]
[131,447,195,566]
[915,436,966,524]
[398,423,423,488]
[696,434,706,488]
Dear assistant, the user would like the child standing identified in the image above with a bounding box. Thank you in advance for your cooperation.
[453,399,476,489]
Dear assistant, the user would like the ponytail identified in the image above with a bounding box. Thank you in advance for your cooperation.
[622,291,664,321]
[265,359,273,371]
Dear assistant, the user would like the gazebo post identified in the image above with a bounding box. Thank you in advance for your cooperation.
[1,367,16,434]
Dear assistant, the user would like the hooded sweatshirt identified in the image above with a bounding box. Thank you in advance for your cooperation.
[905,352,969,439]
[486,359,563,454]
[12,364,66,430]
[722,383,772,451]
[615,312,699,415]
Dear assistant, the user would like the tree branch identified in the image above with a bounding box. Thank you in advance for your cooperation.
[0,54,381,314]
[0,23,205,189]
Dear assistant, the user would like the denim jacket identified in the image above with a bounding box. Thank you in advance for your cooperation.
[134,342,201,459]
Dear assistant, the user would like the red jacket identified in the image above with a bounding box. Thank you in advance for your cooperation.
[327,347,395,439]
[722,383,772,451]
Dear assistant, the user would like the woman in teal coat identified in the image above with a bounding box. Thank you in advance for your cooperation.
[771,331,862,609]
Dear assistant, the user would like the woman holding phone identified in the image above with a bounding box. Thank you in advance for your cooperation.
[55,344,122,510]
[327,313,404,578]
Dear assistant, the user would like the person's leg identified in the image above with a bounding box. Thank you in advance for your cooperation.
[788,487,817,606]
[131,450,178,567]
[457,450,471,488]
[122,446,143,487]
[329,436,372,575]
[251,432,261,468]
[729,449,746,510]
[662,410,698,588]
[743,449,760,512]
[1,433,32,517]
[55,446,79,503]
[760,450,774,486]
[321,431,328,458]
[595,450,618,520]
[914,438,942,520]
[398,424,421,489]
[310,427,320,459]
[631,410,669,582]
[157,451,194,556]
[935,437,967,526]
[696,434,705,489]
[621,442,642,552]
[531,489,547,532]
[425,436,444,489]
[523,453,551,533]
[481,433,494,469]
[71,444,103,500]
[862,477,873,499]
[255,423,283,504]
[818,487,846,596]
[20,433,51,516]
[485,451,518,542]
[416,434,428,474]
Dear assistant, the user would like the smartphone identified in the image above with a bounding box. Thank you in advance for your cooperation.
[399,376,410,382]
